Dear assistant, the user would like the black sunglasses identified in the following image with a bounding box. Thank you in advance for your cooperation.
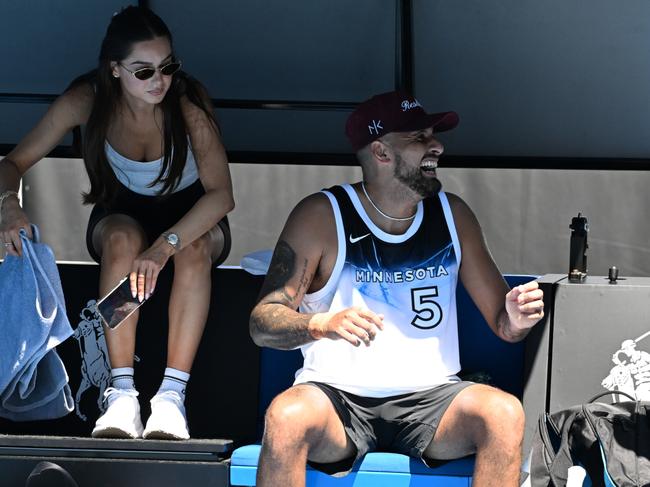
[119,60,182,81]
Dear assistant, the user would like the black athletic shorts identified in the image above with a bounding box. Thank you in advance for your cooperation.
[85,179,231,266]
[305,381,474,476]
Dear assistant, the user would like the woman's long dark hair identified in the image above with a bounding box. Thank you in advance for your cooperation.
[69,6,219,206]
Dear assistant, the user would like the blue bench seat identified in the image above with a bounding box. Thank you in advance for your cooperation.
[230,445,475,486]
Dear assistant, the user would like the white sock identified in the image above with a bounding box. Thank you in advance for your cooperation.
[157,367,190,402]
[111,367,135,390]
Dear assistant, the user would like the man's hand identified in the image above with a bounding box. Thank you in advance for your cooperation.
[505,280,544,333]
[309,306,385,347]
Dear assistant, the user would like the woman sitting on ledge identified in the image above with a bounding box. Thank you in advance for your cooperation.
[0,6,234,440]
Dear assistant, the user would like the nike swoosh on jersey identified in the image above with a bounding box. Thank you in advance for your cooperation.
[349,233,371,244]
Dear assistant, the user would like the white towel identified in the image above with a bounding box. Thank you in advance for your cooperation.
[240,249,273,276]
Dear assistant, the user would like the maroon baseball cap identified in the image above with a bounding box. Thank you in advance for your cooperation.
[345,90,459,151]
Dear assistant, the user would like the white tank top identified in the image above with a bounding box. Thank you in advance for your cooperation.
[105,141,199,196]
[294,184,462,398]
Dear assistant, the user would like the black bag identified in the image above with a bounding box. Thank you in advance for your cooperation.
[530,391,650,487]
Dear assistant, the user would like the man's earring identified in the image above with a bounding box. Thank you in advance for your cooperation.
[112,72,119,78]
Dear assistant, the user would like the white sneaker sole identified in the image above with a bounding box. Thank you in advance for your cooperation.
[91,425,142,439]
[142,428,189,440]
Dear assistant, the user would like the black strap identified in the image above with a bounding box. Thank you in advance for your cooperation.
[587,390,636,403]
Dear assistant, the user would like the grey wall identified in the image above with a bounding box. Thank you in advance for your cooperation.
[439,167,650,278]
[14,157,363,268]
[15,156,650,281]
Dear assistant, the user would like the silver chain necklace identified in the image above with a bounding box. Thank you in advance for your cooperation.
[361,181,416,222]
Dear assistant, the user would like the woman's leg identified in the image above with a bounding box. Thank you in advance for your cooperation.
[166,224,225,371]
[92,214,147,368]
[142,224,225,439]
[90,214,148,439]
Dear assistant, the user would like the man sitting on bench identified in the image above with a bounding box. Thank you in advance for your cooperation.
[249,90,545,487]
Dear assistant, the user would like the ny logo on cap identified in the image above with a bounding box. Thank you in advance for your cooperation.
[368,120,383,135]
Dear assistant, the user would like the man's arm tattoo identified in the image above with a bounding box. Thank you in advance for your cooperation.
[259,240,309,307]
[250,240,317,349]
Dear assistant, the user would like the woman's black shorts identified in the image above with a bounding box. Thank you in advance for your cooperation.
[85,179,231,266]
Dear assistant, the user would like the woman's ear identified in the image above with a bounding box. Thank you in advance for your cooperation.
[110,62,120,78]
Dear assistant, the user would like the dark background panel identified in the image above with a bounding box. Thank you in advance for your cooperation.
[0,103,72,146]
[217,108,352,153]
[0,1,125,94]
[151,0,397,102]
[413,0,650,158]
[6,1,650,160]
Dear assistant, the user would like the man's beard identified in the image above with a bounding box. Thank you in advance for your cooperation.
[394,153,442,197]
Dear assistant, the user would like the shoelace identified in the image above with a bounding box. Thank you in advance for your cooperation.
[151,390,184,408]
[102,387,139,405]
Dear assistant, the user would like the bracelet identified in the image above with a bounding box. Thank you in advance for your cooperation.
[0,190,19,211]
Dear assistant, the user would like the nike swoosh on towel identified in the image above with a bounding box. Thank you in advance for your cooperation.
[349,233,371,244]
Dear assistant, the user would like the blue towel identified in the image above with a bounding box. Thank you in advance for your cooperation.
[0,226,74,420]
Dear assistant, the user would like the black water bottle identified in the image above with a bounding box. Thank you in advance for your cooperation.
[568,213,588,282]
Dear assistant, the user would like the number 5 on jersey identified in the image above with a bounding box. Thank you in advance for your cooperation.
[410,286,443,329]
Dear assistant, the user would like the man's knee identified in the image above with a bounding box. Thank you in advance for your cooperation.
[427,385,524,459]
[263,386,334,448]
[473,388,524,446]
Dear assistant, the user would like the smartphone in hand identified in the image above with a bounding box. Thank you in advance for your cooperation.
[96,276,145,329]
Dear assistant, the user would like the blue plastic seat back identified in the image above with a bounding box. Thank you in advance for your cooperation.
[457,274,536,397]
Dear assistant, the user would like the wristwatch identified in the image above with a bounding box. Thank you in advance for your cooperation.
[161,231,181,251]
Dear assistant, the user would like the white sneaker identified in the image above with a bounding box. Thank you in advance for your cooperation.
[143,390,190,440]
[91,388,144,439]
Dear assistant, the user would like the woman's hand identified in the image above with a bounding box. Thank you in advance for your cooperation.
[0,198,32,256]
[129,238,175,302]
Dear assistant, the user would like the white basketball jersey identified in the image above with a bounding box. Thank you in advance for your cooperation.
[294,184,463,397]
